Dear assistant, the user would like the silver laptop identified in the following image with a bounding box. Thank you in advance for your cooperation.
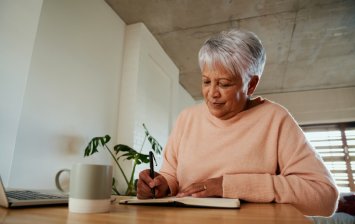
[0,176,68,208]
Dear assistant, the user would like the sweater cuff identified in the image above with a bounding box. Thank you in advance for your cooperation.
[223,173,275,202]
[160,172,178,196]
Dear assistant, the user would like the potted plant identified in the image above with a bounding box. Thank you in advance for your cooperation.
[84,123,162,196]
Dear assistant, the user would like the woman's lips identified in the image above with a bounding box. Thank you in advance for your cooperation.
[209,101,224,108]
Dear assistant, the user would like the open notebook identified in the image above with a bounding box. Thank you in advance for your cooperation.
[119,196,240,208]
[0,175,68,208]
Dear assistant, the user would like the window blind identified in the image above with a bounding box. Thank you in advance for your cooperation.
[302,122,355,192]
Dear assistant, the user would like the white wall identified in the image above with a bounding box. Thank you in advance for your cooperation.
[116,23,195,193]
[1,0,126,189]
[262,87,355,125]
[0,0,44,186]
[0,1,195,192]
[174,84,196,124]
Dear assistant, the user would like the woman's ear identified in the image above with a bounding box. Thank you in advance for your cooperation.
[247,75,260,96]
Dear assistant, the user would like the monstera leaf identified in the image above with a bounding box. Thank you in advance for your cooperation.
[143,123,162,154]
[83,124,162,196]
[114,144,149,165]
[84,135,111,157]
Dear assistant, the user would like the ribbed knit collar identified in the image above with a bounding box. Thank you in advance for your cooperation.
[202,97,266,128]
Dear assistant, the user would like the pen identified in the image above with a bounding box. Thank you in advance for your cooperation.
[149,151,156,198]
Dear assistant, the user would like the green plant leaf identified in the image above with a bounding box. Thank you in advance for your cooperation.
[142,123,162,154]
[84,135,111,157]
[114,144,150,164]
[83,124,161,196]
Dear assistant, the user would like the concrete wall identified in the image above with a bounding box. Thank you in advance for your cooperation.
[262,87,355,125]
[195,86,355,126]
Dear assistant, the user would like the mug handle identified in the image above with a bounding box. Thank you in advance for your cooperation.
[55,169,70,193]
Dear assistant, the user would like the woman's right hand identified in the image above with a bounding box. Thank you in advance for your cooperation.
[137,169,170,199]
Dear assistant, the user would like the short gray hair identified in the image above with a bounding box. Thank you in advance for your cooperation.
[198,29,266,82]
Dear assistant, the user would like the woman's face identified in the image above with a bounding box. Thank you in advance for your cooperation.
[202,66,249,120]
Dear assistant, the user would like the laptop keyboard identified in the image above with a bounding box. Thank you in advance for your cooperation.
[6,190,65,200]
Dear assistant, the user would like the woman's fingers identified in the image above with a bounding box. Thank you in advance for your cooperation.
[137,179,153,199]
[177,183,207,197]
[137,169,170,199]
[154,175,170,198]
[137,169,154,199]
[177,177,223,198]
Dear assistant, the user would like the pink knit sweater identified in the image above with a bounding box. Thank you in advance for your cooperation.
[160,98,338,216]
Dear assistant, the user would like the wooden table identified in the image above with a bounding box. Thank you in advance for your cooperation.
[0,197,312,224]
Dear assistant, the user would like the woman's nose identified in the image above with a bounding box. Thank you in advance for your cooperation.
[209,84,220,98]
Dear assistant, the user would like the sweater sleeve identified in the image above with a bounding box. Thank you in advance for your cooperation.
[223,113,339,216]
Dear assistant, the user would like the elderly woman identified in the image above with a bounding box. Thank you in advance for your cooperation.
[137,29,338,216]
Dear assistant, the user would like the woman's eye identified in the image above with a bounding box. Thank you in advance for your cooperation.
[202,80,210,85]
[219,83,231,88]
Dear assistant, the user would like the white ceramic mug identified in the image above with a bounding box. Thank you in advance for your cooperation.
[55,163,113,213]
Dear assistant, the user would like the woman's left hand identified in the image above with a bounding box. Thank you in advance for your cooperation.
[176,176,223,198]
